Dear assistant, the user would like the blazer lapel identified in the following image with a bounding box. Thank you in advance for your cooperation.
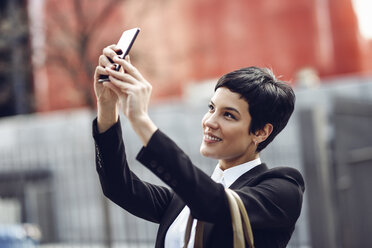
[229,163,269,189]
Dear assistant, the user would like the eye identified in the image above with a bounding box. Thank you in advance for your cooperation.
[208,103,215,112]
[224,112,237,120]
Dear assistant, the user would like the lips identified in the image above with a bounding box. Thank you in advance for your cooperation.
[204,133,222,143]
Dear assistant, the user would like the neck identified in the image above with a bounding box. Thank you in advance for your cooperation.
[219,153,260,171]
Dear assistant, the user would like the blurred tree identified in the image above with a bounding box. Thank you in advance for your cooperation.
[44,0,126,109]
[0,0,34,117]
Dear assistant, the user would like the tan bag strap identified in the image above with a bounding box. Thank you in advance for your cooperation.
[225,188,246,248]
[183,189,254,248]
[184,214,204,248]
[194,221,204,247]
[227,189,255,248]
[183,214,194,248]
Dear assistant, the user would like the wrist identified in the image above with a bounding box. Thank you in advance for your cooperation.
[130,115,157,146]
[97,99,117,110]
[97,103,119,133]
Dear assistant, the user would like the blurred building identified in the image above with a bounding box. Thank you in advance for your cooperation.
[0,0,34,117]
[2,0,370,113]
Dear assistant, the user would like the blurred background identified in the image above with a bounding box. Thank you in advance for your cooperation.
[1,0,372,247]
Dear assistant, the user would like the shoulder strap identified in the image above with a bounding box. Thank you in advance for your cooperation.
[184,189,254,248]
[225,188,246,248]
[184,215,204,248]
[227,189,255,248]
[184,214,194,248]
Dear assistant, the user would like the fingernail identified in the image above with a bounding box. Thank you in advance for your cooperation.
[116,49,123,55]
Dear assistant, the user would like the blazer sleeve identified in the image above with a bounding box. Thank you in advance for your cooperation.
[237,169,305,229]
[92,118,173,224]
[136,129,305,229]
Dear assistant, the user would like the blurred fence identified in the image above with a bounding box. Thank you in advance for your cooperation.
[0,76,372,247]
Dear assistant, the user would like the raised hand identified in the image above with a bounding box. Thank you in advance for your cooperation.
[103,55,152,125]
[98,53,157,146]
[94,44,122,133]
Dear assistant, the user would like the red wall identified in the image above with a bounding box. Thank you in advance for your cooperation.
[38,0,372,111]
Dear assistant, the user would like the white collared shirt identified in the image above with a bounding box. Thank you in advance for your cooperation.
[164,158,262,248]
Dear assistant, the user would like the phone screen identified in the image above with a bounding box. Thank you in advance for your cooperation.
[117,28,140,59]
[98,27,140,82]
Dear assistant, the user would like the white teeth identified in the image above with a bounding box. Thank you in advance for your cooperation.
[205,134,221,141]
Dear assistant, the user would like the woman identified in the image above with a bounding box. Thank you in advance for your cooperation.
[93,44,305,248]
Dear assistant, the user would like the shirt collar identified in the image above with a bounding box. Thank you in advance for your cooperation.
[211,157,262,188]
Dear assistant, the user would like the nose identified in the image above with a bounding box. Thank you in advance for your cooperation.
[202,112,219,130]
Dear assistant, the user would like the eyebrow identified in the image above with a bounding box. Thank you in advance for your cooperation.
[210,101,241,116]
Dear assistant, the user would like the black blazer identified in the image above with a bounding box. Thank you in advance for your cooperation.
[93,119,305,248]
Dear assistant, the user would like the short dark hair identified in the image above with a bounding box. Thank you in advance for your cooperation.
[215,66,295,152]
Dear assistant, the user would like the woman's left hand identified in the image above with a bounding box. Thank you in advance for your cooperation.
[102,55,157,146]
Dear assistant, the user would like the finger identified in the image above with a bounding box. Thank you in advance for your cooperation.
[125,55,131,64]
[109,44,124,57]
[115,47,123,56]
[108,75,136,92]
[102,81,122,97]
[108,44,123,55]
[96,66,108,75]
[103,45,121,63]
[95,66,109,80]
[105,67,137,85]
[113,56,143,81]
[99,55,116,68]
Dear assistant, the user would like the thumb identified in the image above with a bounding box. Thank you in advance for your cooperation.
[125,55,131,64]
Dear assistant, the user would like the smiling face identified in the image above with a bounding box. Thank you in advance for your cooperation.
[200,87,259,170]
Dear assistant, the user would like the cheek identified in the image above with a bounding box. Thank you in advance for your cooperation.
[225,127,251,145]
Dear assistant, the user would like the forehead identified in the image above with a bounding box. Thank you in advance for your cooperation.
[212,88,249,111]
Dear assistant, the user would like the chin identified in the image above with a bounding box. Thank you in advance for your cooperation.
[200,146,219,159]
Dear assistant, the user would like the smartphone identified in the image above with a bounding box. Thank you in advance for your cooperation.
[98,27,140,83]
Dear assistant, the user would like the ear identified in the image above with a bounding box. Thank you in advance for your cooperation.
[254,123,273,144]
